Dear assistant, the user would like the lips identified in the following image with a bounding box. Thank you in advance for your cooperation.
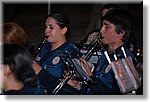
[44,35,49,39]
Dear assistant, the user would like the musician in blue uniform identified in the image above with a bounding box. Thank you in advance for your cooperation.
[33,12,81,94]
[35,42,80,78]
[80,8,140,95]
[1,44,46,95]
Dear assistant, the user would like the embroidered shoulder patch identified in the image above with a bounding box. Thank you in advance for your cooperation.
[52,56,60,65]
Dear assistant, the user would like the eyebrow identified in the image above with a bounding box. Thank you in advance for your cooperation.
[103,22,109,26]
[45,24,53,26]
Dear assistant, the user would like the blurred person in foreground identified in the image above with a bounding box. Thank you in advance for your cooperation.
[1,44,46,95]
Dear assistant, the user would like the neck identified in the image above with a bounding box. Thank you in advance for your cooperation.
[108,40,124,53]
[51,39,66,51]
[4,78,24,91]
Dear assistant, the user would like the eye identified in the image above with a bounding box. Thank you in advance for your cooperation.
[105,25,109,29]
[45,25,54,29]
[49,26,54,29]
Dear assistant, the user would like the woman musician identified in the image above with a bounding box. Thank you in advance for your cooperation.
[32,12,82,94]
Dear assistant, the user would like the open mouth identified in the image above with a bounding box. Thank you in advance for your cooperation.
[44,35,49,39]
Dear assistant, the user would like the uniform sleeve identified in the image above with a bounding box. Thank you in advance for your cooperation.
[37,69,60,94]
[86,75,115,95]
[37,69,79,94]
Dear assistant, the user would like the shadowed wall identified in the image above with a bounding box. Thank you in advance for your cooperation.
[3,2,143,49]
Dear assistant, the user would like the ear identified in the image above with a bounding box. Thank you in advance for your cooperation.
[118,31,125,38]
[3,65,12,77]
[61,27,67,35]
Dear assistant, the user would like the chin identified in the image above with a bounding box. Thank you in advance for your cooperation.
[47,38,52,42]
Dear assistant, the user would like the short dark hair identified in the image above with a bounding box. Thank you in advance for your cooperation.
[102,8,133,43]
[47,12,70,41]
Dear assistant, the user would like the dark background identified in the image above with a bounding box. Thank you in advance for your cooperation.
[3,2,143,49]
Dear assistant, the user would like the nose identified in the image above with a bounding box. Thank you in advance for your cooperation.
[100,26,104,37]
[45,27,49,35]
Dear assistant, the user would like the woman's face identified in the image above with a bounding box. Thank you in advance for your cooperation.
[45,17,65,43]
